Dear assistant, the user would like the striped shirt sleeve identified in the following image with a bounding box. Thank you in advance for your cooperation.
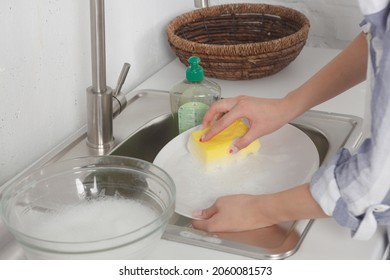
[310,1,390,240]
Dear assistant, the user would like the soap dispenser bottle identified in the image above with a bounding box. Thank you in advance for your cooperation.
[170,56,221,134]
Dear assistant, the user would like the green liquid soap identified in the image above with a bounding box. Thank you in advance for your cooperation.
[170,56,221,134]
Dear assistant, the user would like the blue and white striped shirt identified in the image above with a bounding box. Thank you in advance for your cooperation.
[310,0,390,240]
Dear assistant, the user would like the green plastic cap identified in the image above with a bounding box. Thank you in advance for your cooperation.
[186,56,204,82]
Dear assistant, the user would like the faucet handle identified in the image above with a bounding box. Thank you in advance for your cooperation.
[112,63,130,118]
[113,63,131,97]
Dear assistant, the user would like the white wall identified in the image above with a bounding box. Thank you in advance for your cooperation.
[0,0,362,186]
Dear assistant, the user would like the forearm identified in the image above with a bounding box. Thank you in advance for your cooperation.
[266,183,328,224]
[283,32,368,120]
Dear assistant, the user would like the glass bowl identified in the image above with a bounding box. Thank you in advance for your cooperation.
[0,156,175,259]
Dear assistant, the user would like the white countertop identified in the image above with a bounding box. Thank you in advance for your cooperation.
[133,46,386,260]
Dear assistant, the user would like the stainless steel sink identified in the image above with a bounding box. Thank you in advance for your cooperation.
[0,89,363,259]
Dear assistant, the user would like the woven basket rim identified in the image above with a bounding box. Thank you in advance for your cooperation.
[167,3,310,56]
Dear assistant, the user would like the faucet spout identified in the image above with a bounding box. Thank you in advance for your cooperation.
[86,0,119,152]
[90,0,108,93]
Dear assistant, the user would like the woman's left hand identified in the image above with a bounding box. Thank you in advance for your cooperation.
[191,194,276,232]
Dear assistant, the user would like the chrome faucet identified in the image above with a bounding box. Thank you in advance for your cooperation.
[194,0,209,8]
[86,0,130,152]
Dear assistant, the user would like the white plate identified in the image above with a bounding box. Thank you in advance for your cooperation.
[153,124,319,219]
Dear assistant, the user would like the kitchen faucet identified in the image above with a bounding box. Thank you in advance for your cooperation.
[86,0,130,152]
[194,0,209,8]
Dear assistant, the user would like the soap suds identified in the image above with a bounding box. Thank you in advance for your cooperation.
[22,197,158,242]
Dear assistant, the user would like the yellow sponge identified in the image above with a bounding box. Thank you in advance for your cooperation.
[187,119,261,171]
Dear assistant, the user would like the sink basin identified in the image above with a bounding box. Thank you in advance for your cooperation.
[112,113,179,162]
[0,89,363,259]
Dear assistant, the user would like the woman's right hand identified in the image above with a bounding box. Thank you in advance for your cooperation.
[201,95,294,151]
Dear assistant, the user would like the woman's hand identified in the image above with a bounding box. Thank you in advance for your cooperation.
[192,183,328,233]
[192,194,277,233]
[201,96,294,151]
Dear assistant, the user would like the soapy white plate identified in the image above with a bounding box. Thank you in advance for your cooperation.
[153,124,319,219]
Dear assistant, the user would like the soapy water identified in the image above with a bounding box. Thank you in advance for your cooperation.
[22,196,159,243]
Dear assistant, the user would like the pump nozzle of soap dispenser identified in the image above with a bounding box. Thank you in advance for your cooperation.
[186,56,204,82]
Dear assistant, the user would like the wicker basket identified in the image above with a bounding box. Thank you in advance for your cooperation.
[167,4,310,80]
